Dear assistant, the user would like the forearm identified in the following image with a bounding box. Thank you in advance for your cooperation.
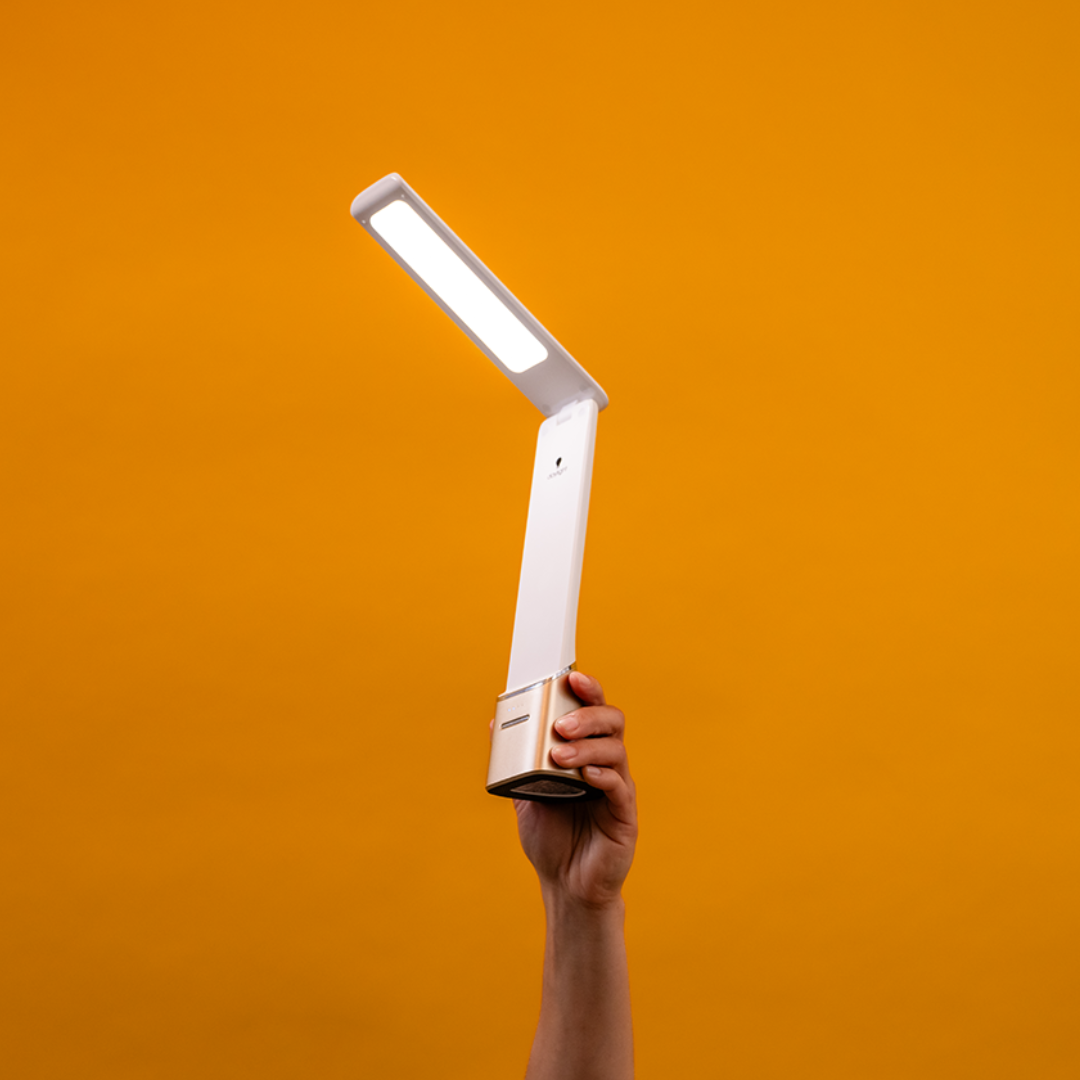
[525,889,633,1080]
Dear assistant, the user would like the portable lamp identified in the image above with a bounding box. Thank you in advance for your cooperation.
[351,174,608,802]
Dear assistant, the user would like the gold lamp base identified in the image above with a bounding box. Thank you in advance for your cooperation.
[486,667,605,802]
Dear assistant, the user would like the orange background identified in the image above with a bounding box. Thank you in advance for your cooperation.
[3,1,1078,1076]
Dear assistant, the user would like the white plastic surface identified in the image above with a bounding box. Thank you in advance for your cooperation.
[351,174,608,417]
[505,398,599,693]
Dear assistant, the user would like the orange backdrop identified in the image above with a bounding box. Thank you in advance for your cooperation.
[3,1,1078,1076]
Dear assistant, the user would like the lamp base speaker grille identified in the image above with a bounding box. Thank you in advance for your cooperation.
[512,779,586,798]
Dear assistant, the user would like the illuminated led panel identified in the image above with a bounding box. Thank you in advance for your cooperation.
[370,201,547,374]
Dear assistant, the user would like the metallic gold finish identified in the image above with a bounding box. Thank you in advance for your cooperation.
[486,667,603,801]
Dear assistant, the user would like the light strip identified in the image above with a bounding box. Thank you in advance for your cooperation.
[369,201,547,374]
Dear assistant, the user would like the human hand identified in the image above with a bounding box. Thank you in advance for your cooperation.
[506,671,638,911]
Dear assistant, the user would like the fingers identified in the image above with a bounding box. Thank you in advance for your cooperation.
[554,673,630,786]
[554,704,625,741]
[578,762,637,822]
[550,730,628,775]
[553,674,636,821]
[569,670,606,707]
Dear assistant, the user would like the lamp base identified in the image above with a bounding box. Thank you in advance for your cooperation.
[486,667,605,802]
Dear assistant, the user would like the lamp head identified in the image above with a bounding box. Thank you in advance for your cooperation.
[351,174,607,417]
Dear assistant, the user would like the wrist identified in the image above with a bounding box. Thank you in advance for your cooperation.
[540,883,626,923]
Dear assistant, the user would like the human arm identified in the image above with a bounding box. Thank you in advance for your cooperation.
[512,671,638,1080]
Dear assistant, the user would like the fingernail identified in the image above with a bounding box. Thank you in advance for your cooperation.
[554,744,575,761]
[556,716,578,735]
[585,766,603,777]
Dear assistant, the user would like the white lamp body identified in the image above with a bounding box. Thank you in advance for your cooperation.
[507,398,597,693]
[351,174,608,801]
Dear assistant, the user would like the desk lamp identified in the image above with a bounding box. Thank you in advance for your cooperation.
[351,174,608,802]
